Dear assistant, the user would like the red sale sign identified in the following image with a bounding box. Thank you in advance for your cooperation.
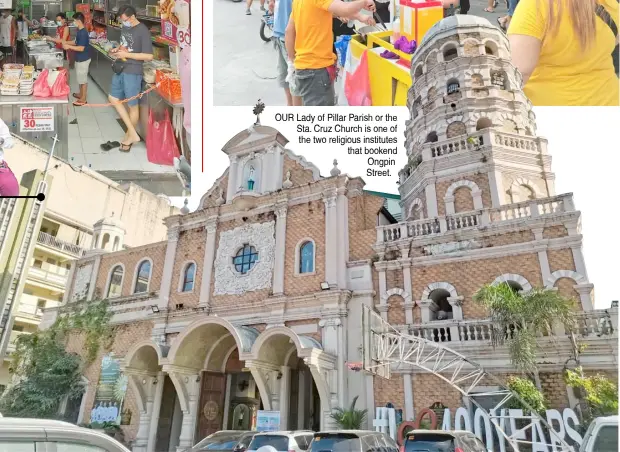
[160,0,191,47]
[20,107,55,132]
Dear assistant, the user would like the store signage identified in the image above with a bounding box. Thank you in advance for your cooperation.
[256,410,281,432]
[0,0,12,8]
[161,0,191,46]
[20,106,54,132]
[375,406,583,450]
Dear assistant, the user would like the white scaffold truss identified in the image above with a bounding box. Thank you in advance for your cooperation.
[361,305,575,452]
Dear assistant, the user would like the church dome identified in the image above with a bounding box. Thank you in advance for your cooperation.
[94,215,125,230]
[421,15,496,45]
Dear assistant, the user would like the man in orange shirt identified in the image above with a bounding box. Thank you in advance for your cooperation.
[285,0,376,106]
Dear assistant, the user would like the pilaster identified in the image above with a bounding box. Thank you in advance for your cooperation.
[198,218,218,308]
[336,188,349,289]
[279,366,291,429]
[146,372,164,452]
[403,373,414,421]
[447,296,464,341]
[574,283,594,311]
[319,317,345,407]
[323,193,338,287]
[159,227,180,309]
[87,254,102,301]
[424,177,439,217]
[226,156,238,202]
[570,245,589,281]
[62,261,76,304]
[418,299,438,323]
[487,169,505,207]
[532,229,552,284]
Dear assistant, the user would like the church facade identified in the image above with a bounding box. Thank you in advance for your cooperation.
[47,16,617,452]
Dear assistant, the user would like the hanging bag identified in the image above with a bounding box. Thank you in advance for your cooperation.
[33,69,52,97]
[146,109,181,166]
[595,2,619,76]
[344,49,373,106]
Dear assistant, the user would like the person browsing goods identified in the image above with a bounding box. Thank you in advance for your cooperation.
[285,0,377,106]
[106,5,153,153]
[62,12,90,106]
[47,13,69,50]
[269,0,301,106]
[0,10,16,63]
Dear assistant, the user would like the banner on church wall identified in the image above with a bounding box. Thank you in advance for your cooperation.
[373,405,584,450]
[256,410,281,432]
[89,354,128,427]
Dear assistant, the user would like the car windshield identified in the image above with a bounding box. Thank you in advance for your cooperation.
[249,435,289,451]
[310,433,361,452]
[194,434,243,450]
[404,433,455,452]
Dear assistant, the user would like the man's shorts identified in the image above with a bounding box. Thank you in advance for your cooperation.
[508,0,519,16]
[75,59,91,85]
[274,38,299,96]
[110,72,143,107]
[295,67,335,106]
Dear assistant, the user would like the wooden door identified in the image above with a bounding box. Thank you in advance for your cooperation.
[196,371,227,441]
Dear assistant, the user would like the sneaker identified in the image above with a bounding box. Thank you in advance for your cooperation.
[260,5,265,10]
[246,8,251,14]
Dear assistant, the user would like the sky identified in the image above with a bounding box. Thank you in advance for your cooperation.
[173,106,619,306]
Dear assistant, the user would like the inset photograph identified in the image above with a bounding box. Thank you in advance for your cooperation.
[0,1,191,195]
[214,0,618,106]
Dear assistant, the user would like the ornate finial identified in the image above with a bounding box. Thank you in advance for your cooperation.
[330,159,341,177]
[180,199,190,215]
[253,100,265,125]
[283,170,293,189]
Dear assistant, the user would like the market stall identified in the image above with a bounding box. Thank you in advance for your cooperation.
[87,0,190,162]
[341,0,445,106]
[0,58,69,158]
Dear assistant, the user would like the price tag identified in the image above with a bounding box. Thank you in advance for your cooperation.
[20,107,55,132]
[176,27,191,48]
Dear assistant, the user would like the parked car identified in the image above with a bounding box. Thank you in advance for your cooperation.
[403,430,488,452]
[579,416,618,452]
[186,431,258,452]
[247,431,315,452]
[0,417,131,451]
[309,430,399,452]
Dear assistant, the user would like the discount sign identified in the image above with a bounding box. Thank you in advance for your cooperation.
[20,107,55,132]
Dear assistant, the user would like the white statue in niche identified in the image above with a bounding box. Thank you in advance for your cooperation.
[247,166,255,191]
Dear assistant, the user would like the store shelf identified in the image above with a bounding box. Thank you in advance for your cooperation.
[137,15,161,22]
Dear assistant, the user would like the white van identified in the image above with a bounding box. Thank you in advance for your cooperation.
[579,415,618,452]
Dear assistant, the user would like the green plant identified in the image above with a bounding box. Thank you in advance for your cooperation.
[330,396,368,429]
[472,284,576,377]
[565,367,618,421]
[507,376,546,415]
[0,300,112,418]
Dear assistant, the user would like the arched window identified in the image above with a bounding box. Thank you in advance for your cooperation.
[106,265,124,299]
[134,260,151,294]
[446,78,460,94]
[113,236,120,251]
[102,233,110,249]
[476,118,492,130]
[425,131,438,143]
[443,45,458,62]
[299,241,315,274]
[484,42,498,56]
[181,263,196,292]
[233,244,258,274]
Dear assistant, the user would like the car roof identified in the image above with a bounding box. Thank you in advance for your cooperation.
[254,431,314,435]
[315,430,390,436]
[0,418,77,428]
[405,430,472,436]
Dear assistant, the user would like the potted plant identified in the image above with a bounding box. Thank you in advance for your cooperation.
[101,421,125,443]
[330,396,368,429]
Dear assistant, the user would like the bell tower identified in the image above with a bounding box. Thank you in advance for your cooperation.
[399,16,555,220]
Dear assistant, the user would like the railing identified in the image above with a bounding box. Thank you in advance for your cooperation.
[398,310,616,345]
[377,194,575,243]
[28,266,68,287]
[37,231,86,257]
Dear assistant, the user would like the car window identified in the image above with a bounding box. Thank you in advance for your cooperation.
[195,435,245,450]
[294,435,309,451]
[55,444,107,452]
[362,434,379,452]
[592,425,618,452]
[202,440,242,450]
[404,432,455,452]
[303,435,314,449]
[311,433,361,452]
[0,442,35,452]
[240,435,255,448]
[249,435,290,451]
[461,434,487,452]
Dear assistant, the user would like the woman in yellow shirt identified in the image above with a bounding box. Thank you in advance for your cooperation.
[508,0,619,106]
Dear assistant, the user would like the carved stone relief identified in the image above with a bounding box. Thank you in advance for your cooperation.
[72,263,93,302]
[423,240,480,256]
[213,221,276,295]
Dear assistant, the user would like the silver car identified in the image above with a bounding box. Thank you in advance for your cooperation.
[0,417,131,451]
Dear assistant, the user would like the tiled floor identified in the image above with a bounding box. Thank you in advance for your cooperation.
[66,69,184,195]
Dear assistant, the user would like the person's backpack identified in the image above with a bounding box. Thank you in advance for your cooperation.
[595,1,619,76]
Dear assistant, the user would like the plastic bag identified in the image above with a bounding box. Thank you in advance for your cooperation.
[335,35,351,68]
[33,69,51,98]
[344,50,372,106]
[50,69,70,97]
[146,109,181,166]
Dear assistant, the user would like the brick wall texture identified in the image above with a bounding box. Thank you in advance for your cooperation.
[436,173,492,216]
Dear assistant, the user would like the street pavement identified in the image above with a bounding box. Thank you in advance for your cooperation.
[213,0,511,106]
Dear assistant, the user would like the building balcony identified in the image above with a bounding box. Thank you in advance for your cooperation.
[6,330,31,355]
[376,193,575,245]
[27,266,68,290]
[36,231,86,258]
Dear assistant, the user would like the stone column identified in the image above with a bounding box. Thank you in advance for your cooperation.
[447,297,464,342]
[87,254,102,301]
[487,169,505,207]
[574,283,595,311]
[472,190,483,209]
[378,269,387,301]
[323,193,338,287]
[133,375,157,452]
[272,204,288,295]
[319,318,344,407]
[377,304,389,322]
[570,245,589,280]
[402,262,414,324]
[147,372,165,452]
[297,371,306,429]
[159,228,180,310]
[336,188,349,289]
[424,177,439,217]
[62,261,76,304]
[222,374,232,429]
[444,195,456,215]
[176,374,200,452]
[279,366,291,430]
[226,156,238,202]
[198,218,218,309]
[265,146,279,192]
[418,300,437,323]
[403,373,414,421]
